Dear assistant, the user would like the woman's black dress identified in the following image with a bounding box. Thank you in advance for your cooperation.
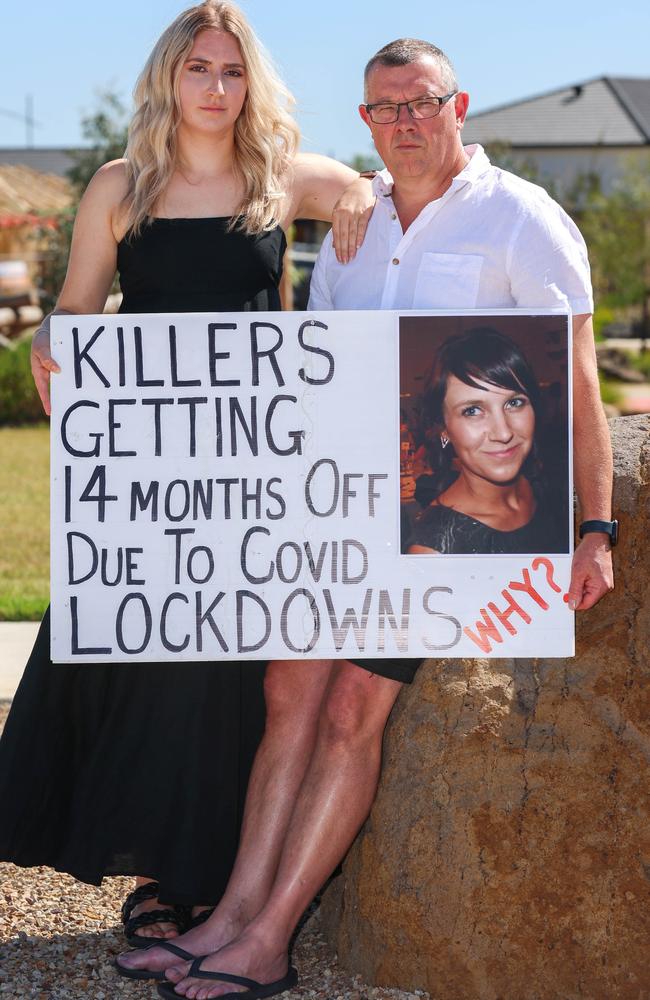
[0,218,286,905]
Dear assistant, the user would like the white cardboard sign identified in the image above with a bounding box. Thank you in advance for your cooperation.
[50,309,574,662]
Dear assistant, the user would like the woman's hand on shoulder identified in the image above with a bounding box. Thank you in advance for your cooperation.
[289,153,375,264]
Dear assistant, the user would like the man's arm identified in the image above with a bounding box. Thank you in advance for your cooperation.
[568,313,614,611]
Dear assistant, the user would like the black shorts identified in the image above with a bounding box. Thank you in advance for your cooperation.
[346,658,424,684]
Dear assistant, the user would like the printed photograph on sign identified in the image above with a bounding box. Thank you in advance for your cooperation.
[399,314,571,556]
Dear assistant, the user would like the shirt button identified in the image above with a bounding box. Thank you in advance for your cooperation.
[391,213,397,220]
[392,257,400,265]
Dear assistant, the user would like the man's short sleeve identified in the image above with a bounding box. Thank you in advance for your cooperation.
[307,232,334,311]
[508,198,594,315]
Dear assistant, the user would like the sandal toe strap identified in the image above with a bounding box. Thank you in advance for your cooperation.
[121,881,161,922]
[155,942,197,962]
[188,958,260,989]
[125,908,185,936]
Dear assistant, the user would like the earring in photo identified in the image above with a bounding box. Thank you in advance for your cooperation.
[440,434,449,449]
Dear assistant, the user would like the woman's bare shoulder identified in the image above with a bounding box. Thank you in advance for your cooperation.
[84,158,130,202]
[77,159,131,238]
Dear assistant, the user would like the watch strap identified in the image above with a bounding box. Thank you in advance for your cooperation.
[579,519,618,546]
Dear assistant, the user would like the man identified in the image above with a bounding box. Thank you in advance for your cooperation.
[119,39,614,1000]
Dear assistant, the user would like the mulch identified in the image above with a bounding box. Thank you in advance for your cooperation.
[0,700,428,1000]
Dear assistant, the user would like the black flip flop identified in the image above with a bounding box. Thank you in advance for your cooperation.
[187,905,216,929]
[121,880,188,948]
[114,941,200,981]
[157,957,299,999]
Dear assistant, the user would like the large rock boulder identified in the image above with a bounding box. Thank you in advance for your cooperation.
[322,415,650,1000]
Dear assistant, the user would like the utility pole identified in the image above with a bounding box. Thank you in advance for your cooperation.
[0,97,40,145]
[25,94,34,147]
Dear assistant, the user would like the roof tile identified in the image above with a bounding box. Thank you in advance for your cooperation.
[464,77,649,147]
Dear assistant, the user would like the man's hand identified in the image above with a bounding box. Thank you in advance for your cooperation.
[566,533,614,611]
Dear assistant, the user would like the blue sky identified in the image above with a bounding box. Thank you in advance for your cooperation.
[1,0,649,162]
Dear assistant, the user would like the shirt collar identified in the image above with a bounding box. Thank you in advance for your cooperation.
[373,143,491,199]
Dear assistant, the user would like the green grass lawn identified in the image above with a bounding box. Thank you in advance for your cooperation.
[0,424,50,620]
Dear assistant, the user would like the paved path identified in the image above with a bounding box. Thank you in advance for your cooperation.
[0,622,39,698]
[620,382,650,413]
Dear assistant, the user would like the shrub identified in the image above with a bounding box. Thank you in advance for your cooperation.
[593,305,616,341]
[598,372,623,408]
[628,350,650,379]
[0,338,44,425]
[34,209,75,313]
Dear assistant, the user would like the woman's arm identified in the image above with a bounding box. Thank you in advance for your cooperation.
[31,160,128,414]
[287,153,375,264]
[408,544,440,555]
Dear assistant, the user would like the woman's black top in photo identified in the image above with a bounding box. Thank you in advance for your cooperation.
[409,492,569,555]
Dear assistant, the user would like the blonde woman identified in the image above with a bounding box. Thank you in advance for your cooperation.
[0,0,373,952]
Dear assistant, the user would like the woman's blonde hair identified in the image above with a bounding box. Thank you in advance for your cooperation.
[123,1,299,235]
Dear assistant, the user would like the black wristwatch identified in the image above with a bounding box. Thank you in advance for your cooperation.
[579,519,619,546]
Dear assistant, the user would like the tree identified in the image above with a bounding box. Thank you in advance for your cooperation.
[480,147,650,342]
[483,141,547,187]
[348,152,382,173]
[67,90,129,195]
[34,210,76,313]
[35,91,128,310]
[578,155,650,343]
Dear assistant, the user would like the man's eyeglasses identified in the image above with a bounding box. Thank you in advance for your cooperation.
[364,93,457,124]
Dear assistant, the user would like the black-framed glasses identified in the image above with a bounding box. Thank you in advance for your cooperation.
[364,92,457,124]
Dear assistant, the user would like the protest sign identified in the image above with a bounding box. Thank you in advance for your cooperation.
[50,309,573,662]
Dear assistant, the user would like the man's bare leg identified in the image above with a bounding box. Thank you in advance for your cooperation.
[117,659,333,975]
[166,662,402,999]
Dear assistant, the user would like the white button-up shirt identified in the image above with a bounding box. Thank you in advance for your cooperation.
[308,145,593,315]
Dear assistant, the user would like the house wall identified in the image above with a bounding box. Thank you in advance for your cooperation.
[499,146,648,196]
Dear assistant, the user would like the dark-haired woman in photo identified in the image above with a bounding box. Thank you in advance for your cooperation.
[408,328,569,555]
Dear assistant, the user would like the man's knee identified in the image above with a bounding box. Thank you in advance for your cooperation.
[263,659,332,724]
[319,664,401,749]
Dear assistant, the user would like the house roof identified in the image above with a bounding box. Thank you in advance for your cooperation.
[607,78,650,140]
[0,164,72,218]
[463,77,650,148]
[0,147,79,178]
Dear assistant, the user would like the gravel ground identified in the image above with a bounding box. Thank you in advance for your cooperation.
[0,701,428,1000]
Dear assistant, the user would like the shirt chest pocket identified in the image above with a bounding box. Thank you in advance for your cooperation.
[413,252,484,308]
